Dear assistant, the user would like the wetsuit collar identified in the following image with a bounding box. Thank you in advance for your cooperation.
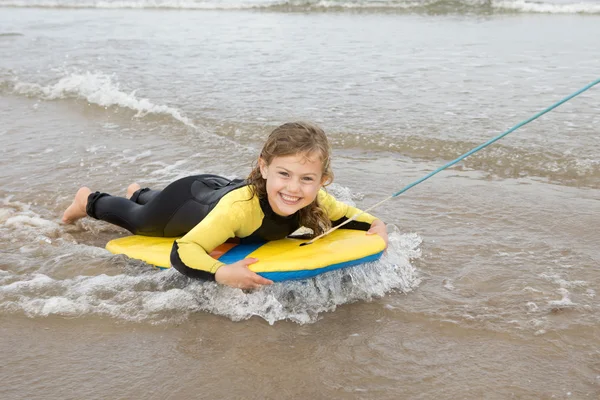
[259,196,297,220]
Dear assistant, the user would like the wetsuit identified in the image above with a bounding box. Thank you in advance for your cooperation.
[86,174,377,280]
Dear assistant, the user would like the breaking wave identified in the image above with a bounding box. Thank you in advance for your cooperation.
[3,71,598,188]
[0,0,599,14]
[4,72,197,129]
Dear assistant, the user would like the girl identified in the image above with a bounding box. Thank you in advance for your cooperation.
[63,122,388,289]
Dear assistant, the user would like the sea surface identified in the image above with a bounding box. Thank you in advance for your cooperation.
[1,1,599,399]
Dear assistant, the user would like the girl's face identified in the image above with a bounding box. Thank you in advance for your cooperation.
[259,152,325,216]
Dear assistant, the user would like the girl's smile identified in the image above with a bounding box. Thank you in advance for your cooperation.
[260,152,325,216]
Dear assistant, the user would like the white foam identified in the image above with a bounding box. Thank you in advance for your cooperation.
[494,0,600,13]
[443,279,455,290]
[0,0,281,9]
[327,183,356,205]
[0,198,116,266]
[0,208,14,223]
[85,145,106,153]
[122,149,153,164]
[11,72,196,128]
[147,159,193,182]
[1,198,64,243]
[0,189,421,324]
[1,0,599,13]
[526,301,539,312]
[0,230,422,325]
[522,286,542,293]
[5,215,60,230]
[548,288,577,307]
[539,272,588,289]
[307,0,422,9]
[177,229,421,324]
[142,288,198,313]
[2,274,55,293]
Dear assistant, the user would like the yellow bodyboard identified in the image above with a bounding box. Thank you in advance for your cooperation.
[106,229,385,281]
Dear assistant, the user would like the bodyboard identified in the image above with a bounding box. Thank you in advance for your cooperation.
[106,229,385,282]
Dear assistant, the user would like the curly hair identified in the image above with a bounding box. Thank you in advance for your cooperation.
[247,122,333,236]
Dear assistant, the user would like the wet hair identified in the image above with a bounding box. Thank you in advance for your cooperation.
[247,121,333,236]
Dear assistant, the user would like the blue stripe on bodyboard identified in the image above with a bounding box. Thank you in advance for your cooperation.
[217,242,266,265]
[258,251,384,282]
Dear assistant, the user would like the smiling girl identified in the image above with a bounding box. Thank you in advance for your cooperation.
[62,122,388,289]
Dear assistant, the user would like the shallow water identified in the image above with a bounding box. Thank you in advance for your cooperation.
[1,2,599,399]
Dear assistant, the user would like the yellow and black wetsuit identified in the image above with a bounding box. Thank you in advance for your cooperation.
[85,174,377,280]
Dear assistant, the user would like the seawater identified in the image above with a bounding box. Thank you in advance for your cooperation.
[1,2,599,399]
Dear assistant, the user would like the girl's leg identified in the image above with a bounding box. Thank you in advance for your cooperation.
[126,183,141,199]
[62,184,158,224]
[126,183,161,205]
[86,176,219,237]
[130,187,161,205]
[63,175,237,237]
[62,187,92,224]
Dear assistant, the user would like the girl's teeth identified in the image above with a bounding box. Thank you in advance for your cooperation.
[281,194,300,202]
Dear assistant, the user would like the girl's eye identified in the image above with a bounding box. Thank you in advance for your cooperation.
[302,177,314,182]
[279,172,289,177]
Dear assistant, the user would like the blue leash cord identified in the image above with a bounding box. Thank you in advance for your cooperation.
[303,78,600,245]
[391,78,600,198]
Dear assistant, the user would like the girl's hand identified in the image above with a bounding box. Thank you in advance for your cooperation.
[366,219,388,248]
[214,258,273,289]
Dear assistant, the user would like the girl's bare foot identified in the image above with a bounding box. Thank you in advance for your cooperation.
[62,187,92,224]
[126,183,141,199]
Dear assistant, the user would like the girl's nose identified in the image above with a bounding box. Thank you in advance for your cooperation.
[287,179,300,193]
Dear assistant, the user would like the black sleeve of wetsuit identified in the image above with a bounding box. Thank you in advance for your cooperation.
[170,242,216,281]
[332,217,372,231]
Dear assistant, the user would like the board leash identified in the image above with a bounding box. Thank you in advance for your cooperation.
[301,78,600,247]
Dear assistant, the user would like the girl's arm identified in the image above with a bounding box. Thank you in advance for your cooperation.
[214,258,272,289]
[171,207,238,279]
[318,190,389,247]
[366,218,389,248]
[171,191,272,288]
